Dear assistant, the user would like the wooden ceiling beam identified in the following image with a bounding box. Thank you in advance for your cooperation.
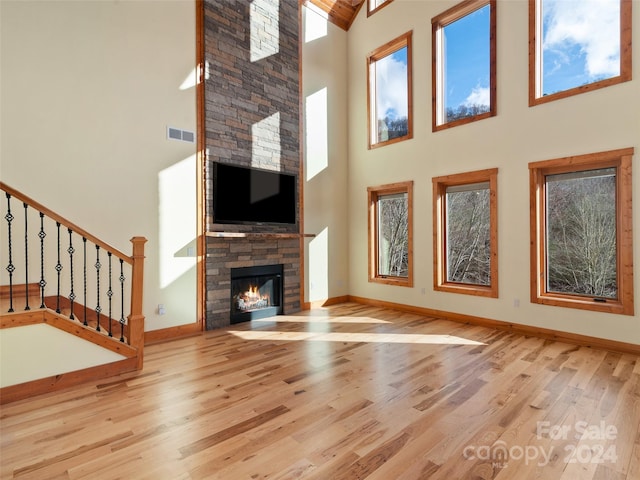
[303,0,364,31]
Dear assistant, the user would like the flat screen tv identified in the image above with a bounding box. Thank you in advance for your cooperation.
[213,162,297,225]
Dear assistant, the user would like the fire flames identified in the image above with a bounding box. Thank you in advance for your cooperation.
[235,285,270,311]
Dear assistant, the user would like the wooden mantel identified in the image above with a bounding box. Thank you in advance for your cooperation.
[206,232,316,239]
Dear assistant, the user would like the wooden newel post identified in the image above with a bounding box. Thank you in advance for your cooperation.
[128,236,147,370]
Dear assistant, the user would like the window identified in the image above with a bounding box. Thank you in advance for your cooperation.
[433,169,498,297]
[432,0,496,131]
[367,31,412,149]
[368,181,413,287]
[529,0,632,106]
[529,148,634,315]
[368,0,394,17]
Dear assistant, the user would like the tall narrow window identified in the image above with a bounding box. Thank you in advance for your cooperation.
[368,181,413,287]
[529,0,632,106]
[367,31,413,149]
[529,148,634,315]
[432,0,496,131]
[368,0,394,17]
[433,169,498,297]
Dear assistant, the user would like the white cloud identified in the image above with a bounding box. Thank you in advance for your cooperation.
[463,86,490,107]
[543,0,620,78]
[375,54,408,119]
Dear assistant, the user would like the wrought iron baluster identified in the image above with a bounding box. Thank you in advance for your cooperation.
[5,193,15,313]
[83,238,88,326]
[119,259,126,342]
[23,203,30,311]
[55,222,62,313]
[67,229,75,320]
[95,245,101,332]
[107,252,113,337]
[38,213,46,308]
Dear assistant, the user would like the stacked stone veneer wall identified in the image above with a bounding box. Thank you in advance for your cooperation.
[203,0,301,329]
[206,238,300,329]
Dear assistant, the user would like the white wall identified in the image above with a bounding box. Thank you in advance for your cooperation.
[0,324,126,387]
[302,6,350,303]
[342,0,640,344]
[0,0,197,332]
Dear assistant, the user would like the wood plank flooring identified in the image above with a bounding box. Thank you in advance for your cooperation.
[1,303,639,479]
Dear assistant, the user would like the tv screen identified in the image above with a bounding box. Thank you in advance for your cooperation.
[213,163,297,225]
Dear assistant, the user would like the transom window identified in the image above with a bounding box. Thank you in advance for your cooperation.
[529,0,632,105]
[433,169,498,297]
[367,31,413,149]
[368,181,413,287]
[529,148,634,314]
[432,0,496,131]
[368,0,394,17]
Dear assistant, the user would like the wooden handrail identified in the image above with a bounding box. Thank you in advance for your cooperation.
[0,182,133,265]
[2,181,147,342]
[1,182,147,384]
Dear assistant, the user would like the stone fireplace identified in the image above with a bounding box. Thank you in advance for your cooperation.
[205,236,300,330]
[203,0,301,330]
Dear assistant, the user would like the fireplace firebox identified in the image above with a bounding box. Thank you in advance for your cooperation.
[230,264,283,323]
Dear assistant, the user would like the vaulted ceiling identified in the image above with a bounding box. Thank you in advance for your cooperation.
[304,0,365,31]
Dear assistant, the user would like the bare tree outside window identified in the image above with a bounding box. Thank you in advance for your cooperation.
[368,181,413,287]
[433,169,498,298]
[545,169,617,298]
[529,148,634,315]
[378,193,408,277]
[446,185,491,285]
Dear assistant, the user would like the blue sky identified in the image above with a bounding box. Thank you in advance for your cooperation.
[375,46,408,122]
[374,5,491,123]
[372,0,620,120]
[541,0,620,95]
[443,5,490,111]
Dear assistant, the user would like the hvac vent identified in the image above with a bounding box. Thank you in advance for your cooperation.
[167,126,195,143]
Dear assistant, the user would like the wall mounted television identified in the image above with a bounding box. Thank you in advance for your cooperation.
[213,162,297,225]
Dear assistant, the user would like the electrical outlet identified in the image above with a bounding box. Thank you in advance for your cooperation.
[421,287,426,295]
[513,298,520,308]
[158,304,166,315]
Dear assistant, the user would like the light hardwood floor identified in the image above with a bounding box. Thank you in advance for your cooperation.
[1,303,639,479]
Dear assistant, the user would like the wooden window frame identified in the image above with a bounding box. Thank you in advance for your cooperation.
[433,168,498,297]
[367,0,394,17]
[431,0,496,132]
[529,0,632,106]
[367,31,413,149]
[368,181,414,287]
[529,148,634,315]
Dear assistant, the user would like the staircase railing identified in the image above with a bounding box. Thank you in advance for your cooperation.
[0,182,146,369]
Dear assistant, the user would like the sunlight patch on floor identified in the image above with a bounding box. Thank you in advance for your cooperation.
[252,316,391,324]
[228,330,485,345]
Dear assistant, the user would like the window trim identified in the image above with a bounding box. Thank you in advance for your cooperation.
[431,0,497,132]
[529,148,634,315]
[367,31,413,149]
[368,181,414,287]
[367,0,394,17]
[432,168,498,297]
[528,0,633,106]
